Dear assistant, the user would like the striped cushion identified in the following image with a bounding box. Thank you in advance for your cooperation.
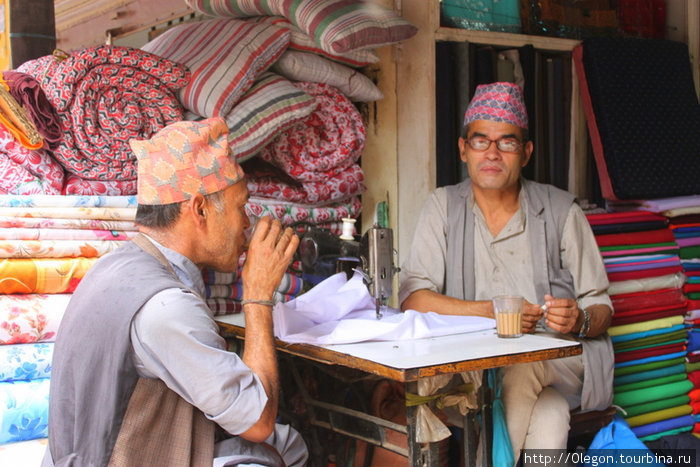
[271,50,383,102]
[184,0,417,54]
[247,16,379,68]
[142,18,290,118]
[186,72,317,162]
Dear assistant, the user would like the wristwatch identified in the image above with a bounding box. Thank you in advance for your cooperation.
[578,308,591,338]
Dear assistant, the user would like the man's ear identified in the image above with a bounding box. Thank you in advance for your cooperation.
[188,194,207,228]
[458,137,468,163]
[521,140,534,167]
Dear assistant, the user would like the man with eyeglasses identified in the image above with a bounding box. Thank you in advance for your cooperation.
[399,82,614,462]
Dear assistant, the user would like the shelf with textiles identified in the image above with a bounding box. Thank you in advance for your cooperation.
[434,27,580,51]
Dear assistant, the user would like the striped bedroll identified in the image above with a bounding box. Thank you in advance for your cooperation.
[185,0,417,54]
[185,72,316,162]
[142,18,290,118]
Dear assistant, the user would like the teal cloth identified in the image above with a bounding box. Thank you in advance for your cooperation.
[610,324,686,344]
[614,357,685,377]
[614,363,686,386]
[639,425,693,442]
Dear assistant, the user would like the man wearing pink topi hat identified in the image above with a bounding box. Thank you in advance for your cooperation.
[400,82,613,461]
[43,117,307,466]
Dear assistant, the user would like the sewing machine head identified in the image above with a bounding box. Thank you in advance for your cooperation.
[359,225,400,319]
[297,221,399,318]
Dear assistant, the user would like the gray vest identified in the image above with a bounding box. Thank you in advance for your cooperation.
[444,178,613,411]
[47,240,191,466]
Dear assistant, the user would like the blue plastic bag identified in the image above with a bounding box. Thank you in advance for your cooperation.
[488,368,515,467]
[585,415,665,467]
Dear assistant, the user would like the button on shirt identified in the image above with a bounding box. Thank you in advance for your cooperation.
[473,200,537,303]
[129,235,267,436]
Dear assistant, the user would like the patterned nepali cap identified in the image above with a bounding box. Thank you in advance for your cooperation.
[463,82,528,130]
[130,117,244,205]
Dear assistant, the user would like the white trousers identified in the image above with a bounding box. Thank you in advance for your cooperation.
[501,354,584,465]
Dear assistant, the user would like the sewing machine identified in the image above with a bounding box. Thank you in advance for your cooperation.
[298,221,399,319]
[359,225,399,319]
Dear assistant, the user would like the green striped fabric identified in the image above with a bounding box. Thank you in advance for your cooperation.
[185,0,417,54]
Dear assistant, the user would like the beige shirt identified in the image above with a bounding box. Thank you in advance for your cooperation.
[399,186,612,311]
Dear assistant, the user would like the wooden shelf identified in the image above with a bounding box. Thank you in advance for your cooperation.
[434,27,580,51]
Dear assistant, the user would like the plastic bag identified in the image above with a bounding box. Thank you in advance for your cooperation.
[488,368,515,467]
[585,414,665,466]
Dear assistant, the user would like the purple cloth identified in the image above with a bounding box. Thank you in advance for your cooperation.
[606,258,682,272]
[2,71,62,150]
[676,237,700,247]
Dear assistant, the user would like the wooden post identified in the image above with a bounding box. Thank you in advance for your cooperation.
[0,0,55,69]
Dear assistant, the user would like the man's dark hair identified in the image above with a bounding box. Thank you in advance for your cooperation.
[135,191,226,229]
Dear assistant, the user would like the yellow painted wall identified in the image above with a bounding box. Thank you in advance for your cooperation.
[0,0,9,70]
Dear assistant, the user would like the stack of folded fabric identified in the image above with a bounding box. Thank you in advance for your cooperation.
[204,264,305,315]
[586,209,695,442]
[0,194,138,461]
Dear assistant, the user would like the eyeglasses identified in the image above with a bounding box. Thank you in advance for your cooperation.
[467,136,522,153]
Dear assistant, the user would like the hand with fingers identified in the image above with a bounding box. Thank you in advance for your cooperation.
[521,300,544,333]
[242,216,300,304]
[542,294,580,334]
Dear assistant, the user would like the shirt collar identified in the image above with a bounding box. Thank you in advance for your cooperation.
[141,234,206,297]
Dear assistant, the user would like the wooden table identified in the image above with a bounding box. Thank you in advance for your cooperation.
[217,314,581,466]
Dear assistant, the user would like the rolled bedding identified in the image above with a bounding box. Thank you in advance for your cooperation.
[17,46,189,181]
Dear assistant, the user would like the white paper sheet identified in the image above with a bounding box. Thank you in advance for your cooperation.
[273,272,495,344]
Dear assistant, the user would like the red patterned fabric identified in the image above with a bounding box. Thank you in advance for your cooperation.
[247,163,364,204]
[259,82,365,182]
[63,174,137,196]
[0,124,64,195]
[17,46,189,181]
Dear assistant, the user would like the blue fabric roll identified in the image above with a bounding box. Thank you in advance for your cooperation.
[688,331,700,353]
[630,415,695,439]
[614,351,688,369]
[0,378,49,443]
[0,343,52,383]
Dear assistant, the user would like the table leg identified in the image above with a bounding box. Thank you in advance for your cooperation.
[462,411,478,466]
[405,381,441,466]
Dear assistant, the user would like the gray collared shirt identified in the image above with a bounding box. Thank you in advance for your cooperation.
[400,187,612,311]
[129,235,267,436]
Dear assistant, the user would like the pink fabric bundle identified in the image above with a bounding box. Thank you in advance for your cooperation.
[62,174,137,196]
[0,124,64,195]
[259,82,365,182]
[247,163,364,204]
